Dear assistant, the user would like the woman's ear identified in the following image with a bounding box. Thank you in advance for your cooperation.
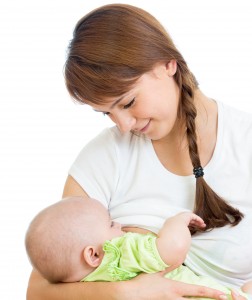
[83,246,102,268]
[166,59,177,76]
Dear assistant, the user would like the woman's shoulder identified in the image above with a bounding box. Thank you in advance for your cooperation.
[220,101,252,125]
[87,126,143,142]
[77,127,120,153]
[219,101,252,137]
[74,126,150,167]
[87,126,150,151]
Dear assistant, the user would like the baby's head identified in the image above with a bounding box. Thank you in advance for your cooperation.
[25,196,123,283]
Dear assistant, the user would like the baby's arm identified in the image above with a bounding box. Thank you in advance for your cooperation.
[156,212,206,269]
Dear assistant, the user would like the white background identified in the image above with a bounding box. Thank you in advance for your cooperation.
[1,0,252,299]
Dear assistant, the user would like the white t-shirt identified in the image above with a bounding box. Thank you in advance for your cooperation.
[69,101,252,288]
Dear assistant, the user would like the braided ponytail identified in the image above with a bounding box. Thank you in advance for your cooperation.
[175,61,244,234]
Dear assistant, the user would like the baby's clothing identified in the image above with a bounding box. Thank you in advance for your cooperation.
[83,232,166,282]
[82,232,250,300]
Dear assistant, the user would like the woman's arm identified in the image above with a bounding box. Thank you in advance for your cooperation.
[27,268,231,300]
[27,269,129,300]
[241,280,252,294]
[62,175,89,198]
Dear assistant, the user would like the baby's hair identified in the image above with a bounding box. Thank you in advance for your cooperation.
[25,196,93,282]
[64,4,243,233]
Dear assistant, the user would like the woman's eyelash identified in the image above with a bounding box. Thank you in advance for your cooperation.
[102,98,135,116]
[123,98,135,109]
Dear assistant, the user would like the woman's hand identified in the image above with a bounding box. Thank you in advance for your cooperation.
[231,290,247,300]
[127,271,227,300]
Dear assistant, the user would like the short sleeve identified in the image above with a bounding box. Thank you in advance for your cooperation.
[119,233,168,273]
[69,128,119,207]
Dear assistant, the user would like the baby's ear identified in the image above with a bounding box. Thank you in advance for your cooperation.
[83,246,102,268]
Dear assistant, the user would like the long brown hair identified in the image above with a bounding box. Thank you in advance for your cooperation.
[65,4,243,234]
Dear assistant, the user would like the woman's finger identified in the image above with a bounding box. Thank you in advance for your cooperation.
[231,290,247,300]
[161,277,227,300]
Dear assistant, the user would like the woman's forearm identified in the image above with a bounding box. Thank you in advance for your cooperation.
[27,268,232,300]
[27,269,130,300]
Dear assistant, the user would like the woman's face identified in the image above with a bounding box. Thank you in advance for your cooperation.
[91,61,180,141]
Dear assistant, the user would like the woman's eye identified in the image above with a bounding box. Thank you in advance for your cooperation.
[102,112,110,116]
[123,98,135,109]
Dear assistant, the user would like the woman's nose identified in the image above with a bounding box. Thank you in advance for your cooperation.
[115,113,136,133]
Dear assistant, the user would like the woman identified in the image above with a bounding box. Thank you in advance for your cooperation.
[27,4,252,299]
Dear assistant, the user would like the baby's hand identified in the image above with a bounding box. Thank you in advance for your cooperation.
[176,212,206,228]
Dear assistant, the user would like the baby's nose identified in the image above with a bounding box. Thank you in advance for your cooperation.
[113,222,121,229]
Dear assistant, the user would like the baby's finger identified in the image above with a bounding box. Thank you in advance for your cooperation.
[190,219,206,227]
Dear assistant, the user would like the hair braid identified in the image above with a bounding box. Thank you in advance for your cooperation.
[176,62,244,234]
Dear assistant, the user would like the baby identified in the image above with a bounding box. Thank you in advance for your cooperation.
[25,196,252,299]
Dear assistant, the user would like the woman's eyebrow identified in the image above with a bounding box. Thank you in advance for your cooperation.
[109,96,124,109]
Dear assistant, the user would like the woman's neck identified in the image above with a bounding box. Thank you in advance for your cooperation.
[194,89,218,153]
[152,89,218,176]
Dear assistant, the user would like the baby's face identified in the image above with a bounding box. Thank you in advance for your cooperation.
[92,200,124,243]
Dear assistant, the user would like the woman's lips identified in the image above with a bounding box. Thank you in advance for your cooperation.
[140,120,151,133]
